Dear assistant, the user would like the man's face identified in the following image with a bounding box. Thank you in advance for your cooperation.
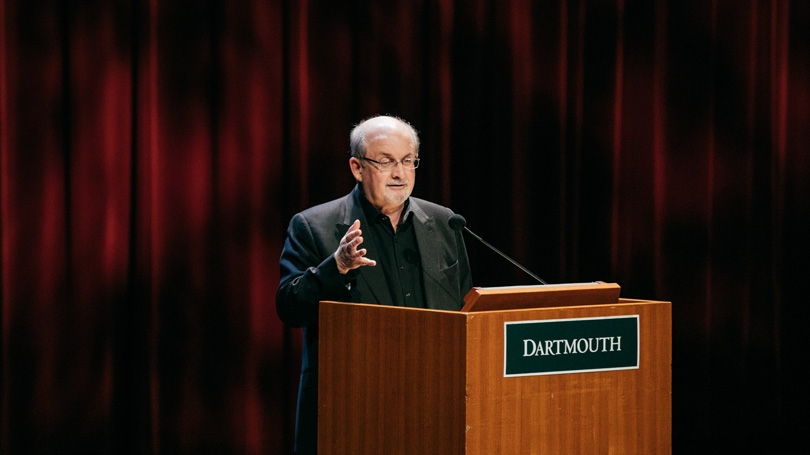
[350,122,417,215]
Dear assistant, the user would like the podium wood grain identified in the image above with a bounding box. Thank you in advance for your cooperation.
[464,299,671,454]
[319,293,671,454]
[319,303,467,454]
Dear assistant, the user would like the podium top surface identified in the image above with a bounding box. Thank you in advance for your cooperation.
[461,282,621,312]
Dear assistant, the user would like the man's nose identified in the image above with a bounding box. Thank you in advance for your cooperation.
[390,162,404,177]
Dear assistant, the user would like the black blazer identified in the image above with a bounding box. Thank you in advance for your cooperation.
[276,185,473,454]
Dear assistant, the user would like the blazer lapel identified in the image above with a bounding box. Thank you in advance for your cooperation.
[411,202,457,309]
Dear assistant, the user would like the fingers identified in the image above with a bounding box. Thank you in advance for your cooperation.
[335,220,377,274]
[342,220,362,245]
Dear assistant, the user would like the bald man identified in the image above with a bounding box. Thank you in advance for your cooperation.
[276,115,473,454]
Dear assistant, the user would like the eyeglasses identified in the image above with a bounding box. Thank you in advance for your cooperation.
[361,156,421,171]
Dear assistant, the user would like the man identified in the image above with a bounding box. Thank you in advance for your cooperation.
[276,115,473,454]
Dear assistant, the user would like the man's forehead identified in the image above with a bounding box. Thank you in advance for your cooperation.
[366,129,414,150]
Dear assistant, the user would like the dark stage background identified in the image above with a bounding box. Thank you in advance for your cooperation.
[2,0,808,453]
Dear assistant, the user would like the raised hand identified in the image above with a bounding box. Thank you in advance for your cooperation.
[334,219,377,274]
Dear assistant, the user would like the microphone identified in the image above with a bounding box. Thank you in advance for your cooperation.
[448,214,548,285]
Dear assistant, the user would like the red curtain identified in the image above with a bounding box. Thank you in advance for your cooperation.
[1,0,808,453]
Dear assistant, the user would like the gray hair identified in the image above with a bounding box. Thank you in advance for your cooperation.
[349,115,420,159]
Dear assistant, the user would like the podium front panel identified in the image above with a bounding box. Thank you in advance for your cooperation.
[464,299,671,454]
[319,302,467,454]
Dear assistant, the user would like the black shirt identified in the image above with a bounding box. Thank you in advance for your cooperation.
[359,190,427,308]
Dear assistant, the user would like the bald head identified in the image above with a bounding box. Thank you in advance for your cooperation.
[349,115,420,159]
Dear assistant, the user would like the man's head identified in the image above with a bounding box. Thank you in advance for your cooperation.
[349,116,420,216]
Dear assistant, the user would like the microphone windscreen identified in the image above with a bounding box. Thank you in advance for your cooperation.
[448,214,467,231]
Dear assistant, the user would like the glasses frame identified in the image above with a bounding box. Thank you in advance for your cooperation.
[360,156,421,171]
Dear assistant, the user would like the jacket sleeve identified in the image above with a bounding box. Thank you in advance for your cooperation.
[275,212,353,327]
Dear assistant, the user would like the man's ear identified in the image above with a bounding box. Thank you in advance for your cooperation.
[349,157,363,181]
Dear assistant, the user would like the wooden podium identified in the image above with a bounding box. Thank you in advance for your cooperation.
[318,282,671,454]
